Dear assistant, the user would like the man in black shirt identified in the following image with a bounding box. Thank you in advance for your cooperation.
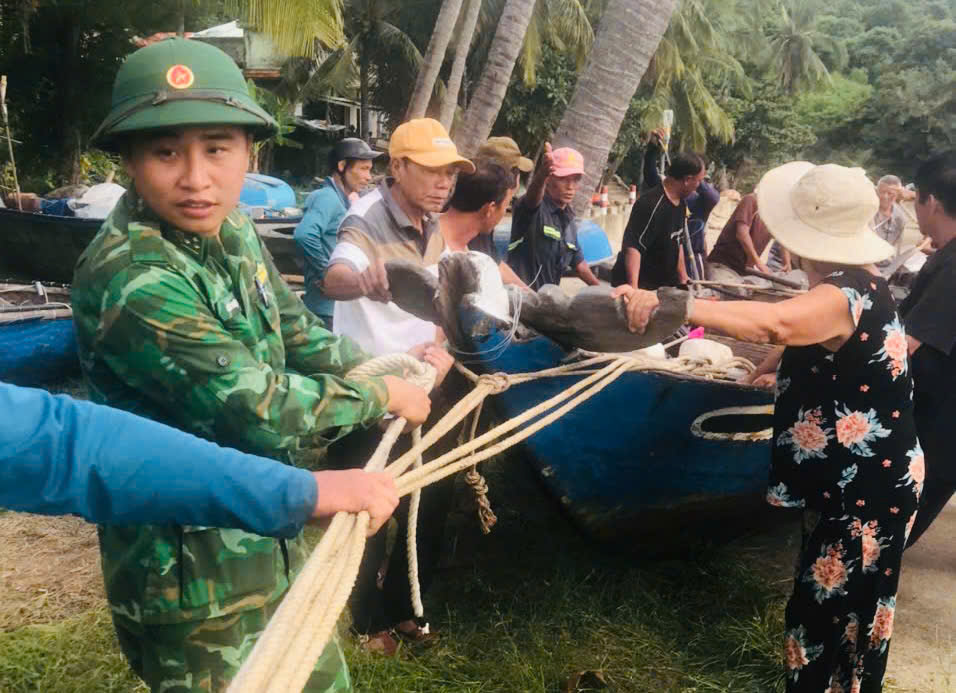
[899,151,956,547]
[611,152,706,289]
[506,143,601,290]
[642,133,719,278]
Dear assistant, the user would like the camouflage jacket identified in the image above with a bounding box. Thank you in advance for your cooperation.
[72,192,389,625]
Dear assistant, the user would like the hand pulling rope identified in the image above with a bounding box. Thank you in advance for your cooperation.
[229,350,764,692]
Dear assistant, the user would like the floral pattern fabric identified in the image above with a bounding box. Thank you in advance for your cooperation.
[768,269,921,693]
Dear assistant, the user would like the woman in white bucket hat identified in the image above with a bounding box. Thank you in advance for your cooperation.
[617,162,922,693]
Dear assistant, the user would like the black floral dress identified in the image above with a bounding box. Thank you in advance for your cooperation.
[767,269,923,693]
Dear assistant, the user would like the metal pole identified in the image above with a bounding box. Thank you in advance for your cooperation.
[0,76,23,211]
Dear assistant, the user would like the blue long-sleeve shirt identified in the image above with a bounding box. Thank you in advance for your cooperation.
[294,176,350,319]
[0,382,317,537]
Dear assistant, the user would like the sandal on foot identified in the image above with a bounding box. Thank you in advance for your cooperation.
[357,630,399,656]
[394,620,439,645]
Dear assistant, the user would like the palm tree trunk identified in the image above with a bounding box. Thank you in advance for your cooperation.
[440,0,481,130]
[360,51,370,141]
[554,0,678,215]
[405,0,465,121]
[454,0,537,157]
[177,0,186,37]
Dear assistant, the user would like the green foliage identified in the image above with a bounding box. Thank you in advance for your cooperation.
[794,73,872,135]
[0,0,229,191]
[638,0,741,152]
[492,43,577,157]
[0,609,147,692]
[709,81,816,190]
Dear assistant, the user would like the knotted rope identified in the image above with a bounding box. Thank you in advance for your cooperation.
[229,349,764,692]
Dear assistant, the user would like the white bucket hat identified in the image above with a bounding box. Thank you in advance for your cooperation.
[756,162,893,266]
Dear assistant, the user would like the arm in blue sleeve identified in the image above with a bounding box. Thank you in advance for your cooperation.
[0,382,317,538]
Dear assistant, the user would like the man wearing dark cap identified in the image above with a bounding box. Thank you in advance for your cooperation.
[295,138,382,327]
[466,136,533,288]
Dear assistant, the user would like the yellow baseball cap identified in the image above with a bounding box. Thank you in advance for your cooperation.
[476,136,534,172]
[389,118,475,173]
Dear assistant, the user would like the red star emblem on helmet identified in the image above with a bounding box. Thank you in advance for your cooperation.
[166,64,195,90]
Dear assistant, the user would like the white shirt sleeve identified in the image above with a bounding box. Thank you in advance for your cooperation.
[328,241,371,273]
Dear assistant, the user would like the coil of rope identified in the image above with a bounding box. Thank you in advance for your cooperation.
[229,349,764,692]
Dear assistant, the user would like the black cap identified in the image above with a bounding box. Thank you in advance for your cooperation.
[329,137,382,168]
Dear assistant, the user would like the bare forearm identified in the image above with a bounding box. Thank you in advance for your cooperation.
[499,261,530,289]
[322,263,365,300]
[576,261,600,286]
[736,225,761,266]
[689,299,789,344]
[625,248,642,288]
[688,285,852,346]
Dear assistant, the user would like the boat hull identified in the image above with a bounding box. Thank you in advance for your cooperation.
[456,306,775,542]
[0,207,302,283]
[0,316,78,385]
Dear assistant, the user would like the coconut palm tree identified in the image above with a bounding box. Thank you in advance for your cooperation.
[405,0,465,120]
[639,0,743,152]
[453,0,538,156]
[439,0,482,129]
[228,0,344,56]
[285,0,422,138]
[471,0,594,87]
[767,0,841,94]
[553,0,679,214]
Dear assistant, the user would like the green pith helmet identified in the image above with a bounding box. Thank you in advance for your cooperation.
[92,37,278,152]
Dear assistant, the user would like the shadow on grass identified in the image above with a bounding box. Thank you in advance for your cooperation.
[346,447,794,693]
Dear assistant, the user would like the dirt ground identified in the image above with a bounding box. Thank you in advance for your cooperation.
[0,513,103,630]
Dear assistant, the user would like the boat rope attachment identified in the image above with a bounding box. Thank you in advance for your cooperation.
[229,349,765,692]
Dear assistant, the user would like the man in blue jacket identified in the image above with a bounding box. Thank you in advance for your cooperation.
[295,138,382,326]
[1,382,398,536]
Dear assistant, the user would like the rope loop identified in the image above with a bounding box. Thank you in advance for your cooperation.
[477,372,511,394]
[346,353,436,391]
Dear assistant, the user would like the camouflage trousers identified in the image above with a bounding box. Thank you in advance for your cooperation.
[112,598,351,693]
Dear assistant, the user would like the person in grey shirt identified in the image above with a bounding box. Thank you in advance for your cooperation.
[871,174,909,271]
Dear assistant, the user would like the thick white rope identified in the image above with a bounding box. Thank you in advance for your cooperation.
[407,427,424,618]
[229,350,764,692]
[229,354,434,693]
[690,404,775,441]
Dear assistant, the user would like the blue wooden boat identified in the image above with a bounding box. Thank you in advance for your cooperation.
[0,283,78,386]
[0,201,303,284]
[455,303,777,542]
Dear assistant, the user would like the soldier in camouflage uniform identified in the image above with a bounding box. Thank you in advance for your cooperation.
[72,38,431,692]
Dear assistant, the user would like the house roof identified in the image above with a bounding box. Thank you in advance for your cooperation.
[193,21,243,38]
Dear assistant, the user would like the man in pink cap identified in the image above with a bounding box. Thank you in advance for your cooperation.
[506,143,601,290]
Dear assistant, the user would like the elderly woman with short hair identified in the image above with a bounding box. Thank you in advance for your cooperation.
[872,174,909,271]
[618,162,923,693]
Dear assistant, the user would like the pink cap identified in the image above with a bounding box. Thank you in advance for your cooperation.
[552,147,584,177]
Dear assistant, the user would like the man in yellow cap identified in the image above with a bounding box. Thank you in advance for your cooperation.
[322,118,470,654]
[324,117,472,355]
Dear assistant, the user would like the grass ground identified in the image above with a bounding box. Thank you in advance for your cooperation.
[0,378,879,692]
